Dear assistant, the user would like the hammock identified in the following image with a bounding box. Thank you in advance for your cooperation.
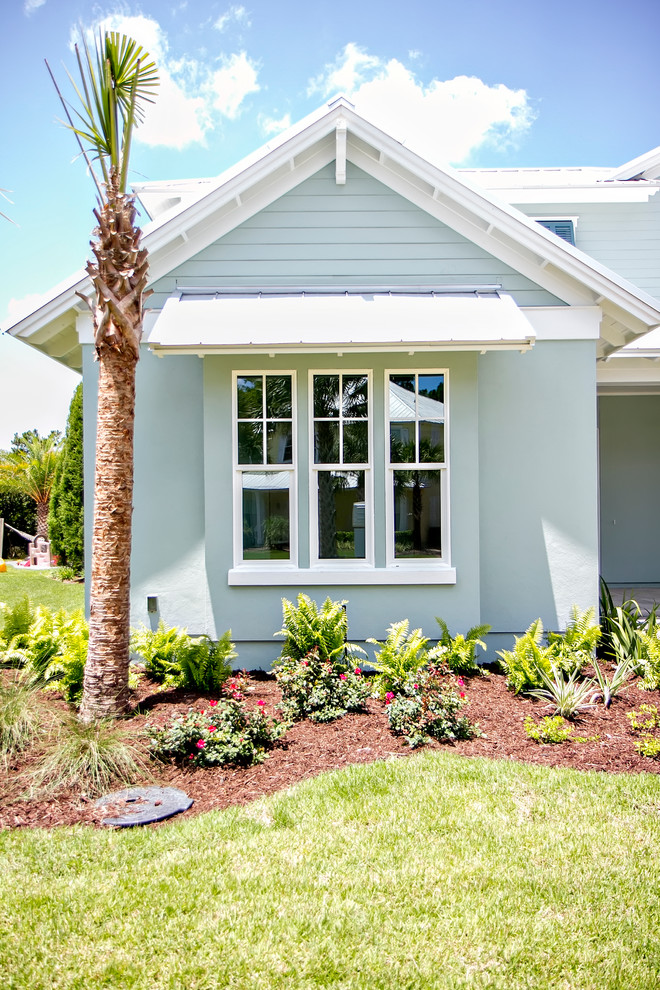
[4,522,36,542]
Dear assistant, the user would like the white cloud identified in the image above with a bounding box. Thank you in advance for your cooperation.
[259,112,292,136]
[309,44,534,165]
[73,14,259,149]
[207,52,260,119]
[24,0,46,14]
[214,5,251,32]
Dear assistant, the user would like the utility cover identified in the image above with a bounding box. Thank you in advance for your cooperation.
[96,786,193,827]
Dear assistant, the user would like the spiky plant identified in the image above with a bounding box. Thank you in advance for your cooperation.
[48,31,158,721]
[528,666,596,719]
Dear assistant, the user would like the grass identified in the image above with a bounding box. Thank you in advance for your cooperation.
[0,672,43,766]
[2,752,660,989]
[0,566,84,614]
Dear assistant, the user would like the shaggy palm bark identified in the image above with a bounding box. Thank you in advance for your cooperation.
[35,500,50,540]
[79,173,148,722]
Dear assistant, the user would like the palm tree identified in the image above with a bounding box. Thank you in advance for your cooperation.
[0,433,61,539]
[48,31,158,720]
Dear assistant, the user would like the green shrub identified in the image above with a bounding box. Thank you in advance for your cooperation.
[634,735,660,759]
[148,699,286,768]
[0,595,34,648]
[627,704,659,732]
[636,632,660,690]
[366,619,442,698]
[524,714,572,744]
[274,647,370,723]
[275,594,365,665]
[130,623,236,693]
[385,668,475,748]
[48,383,84,573]
[435,618,490,675]
[497,620,554,694]
[548,606,600,676]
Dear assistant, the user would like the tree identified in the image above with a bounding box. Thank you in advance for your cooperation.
[0,432,60,539]
[48,31,158,720]
[49,384,84,573]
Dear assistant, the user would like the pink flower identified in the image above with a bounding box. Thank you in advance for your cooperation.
[188,754,194,760]
[385,691,395,704]
[457,677,465,687]
[257,699,265,707]
[354,668,361,675]
[208,726,216,732]
[413,684,419,690]
[460,692,466,698]
[196,739,206,749]
[339,673,347,680]
[209,699,218,707]
[302,660,309,666]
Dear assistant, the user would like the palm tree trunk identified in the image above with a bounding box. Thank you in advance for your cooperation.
[79,346,137,720]
[36,501,50,540]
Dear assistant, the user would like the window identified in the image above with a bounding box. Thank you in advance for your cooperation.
[234,373,295,562]
[311,372,371,563]
[387,372,447,564]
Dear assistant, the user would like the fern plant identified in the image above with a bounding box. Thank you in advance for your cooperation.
[497,619,554,694]
[275,594,365,666]
[366,619,443,697]
[636,631,660,690]
[547,606,600,675]
[130,623,191,685]
[177,631,236,693]
[435,618,490,675]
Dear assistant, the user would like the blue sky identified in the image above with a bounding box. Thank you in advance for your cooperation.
[1,0,659,448]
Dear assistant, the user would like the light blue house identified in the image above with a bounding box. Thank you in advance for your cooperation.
[7,99,660,664]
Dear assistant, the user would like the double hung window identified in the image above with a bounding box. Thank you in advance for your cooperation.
[387,372,447,563]
[235,373,294,562]
[311,373,371,563]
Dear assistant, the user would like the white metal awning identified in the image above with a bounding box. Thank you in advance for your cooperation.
[147,290,536,355]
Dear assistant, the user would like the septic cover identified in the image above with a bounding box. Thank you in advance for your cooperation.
[96,786,193,827]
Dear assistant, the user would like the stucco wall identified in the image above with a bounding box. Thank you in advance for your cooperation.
[599,394,660,585]
[478,339,599,642]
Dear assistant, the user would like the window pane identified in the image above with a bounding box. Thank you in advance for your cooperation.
[342,375,368,418]
[266,421,293,464]
[343,421,369,463]
[419,421,445,463]
[266,375,292,419]
[389,375,416,419]
[242,473,290,560]
[314,421,339,464]
[237,376,263,419]
[238,422,263,464]
[418,374,444,403]
[317,471,366,559]
[314,375,339,418]
[390,422,415,463]
[393,470,442,558]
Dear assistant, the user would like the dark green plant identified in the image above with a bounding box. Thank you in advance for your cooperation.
[524,715,572,744]
[0,479,36,558]
[385,667,474,748]
[48,383,84,573]
[148,699,286,768]
[274,647,370,722]
[366,619,442,698]
[598,578,651,664]
[275,594,366,665]
[591,657,634,707]
[435,617,491,675]
[130,623,236,693]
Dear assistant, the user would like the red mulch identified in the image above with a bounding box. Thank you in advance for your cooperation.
[2,667,660,830]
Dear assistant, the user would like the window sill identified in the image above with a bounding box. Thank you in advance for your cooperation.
[228,565,457,586]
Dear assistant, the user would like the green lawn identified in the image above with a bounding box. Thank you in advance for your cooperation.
[2,752,660,989]
[0,566,84,614]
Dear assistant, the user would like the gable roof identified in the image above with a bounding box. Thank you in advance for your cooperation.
[6,96,660,369]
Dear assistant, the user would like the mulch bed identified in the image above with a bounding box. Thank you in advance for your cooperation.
[2,668,660,831]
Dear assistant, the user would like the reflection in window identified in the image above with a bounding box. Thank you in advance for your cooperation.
[242,472,290,560]
[393,470,442,558]
[237,374,292,465]
[314,373,369,464]
[389,373,444,464]
[317,471,366,559]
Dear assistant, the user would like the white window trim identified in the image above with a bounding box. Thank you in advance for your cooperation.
[384,368,452,571]
[232,371,297,569]
[308,369,374,568]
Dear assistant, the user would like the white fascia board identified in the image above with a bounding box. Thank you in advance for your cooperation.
[4,270,89,339]
[610,146,660,181]
[597,358,660,390]
[520,306,601,341]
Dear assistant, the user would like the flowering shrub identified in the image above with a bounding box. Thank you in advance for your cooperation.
[385,668,475,748]
[148,698,286,768]
[274,647,370,723]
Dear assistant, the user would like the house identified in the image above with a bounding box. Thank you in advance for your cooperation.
[6,98,660,665]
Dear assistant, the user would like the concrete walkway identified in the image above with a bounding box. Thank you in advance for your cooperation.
[610,587,660,615]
